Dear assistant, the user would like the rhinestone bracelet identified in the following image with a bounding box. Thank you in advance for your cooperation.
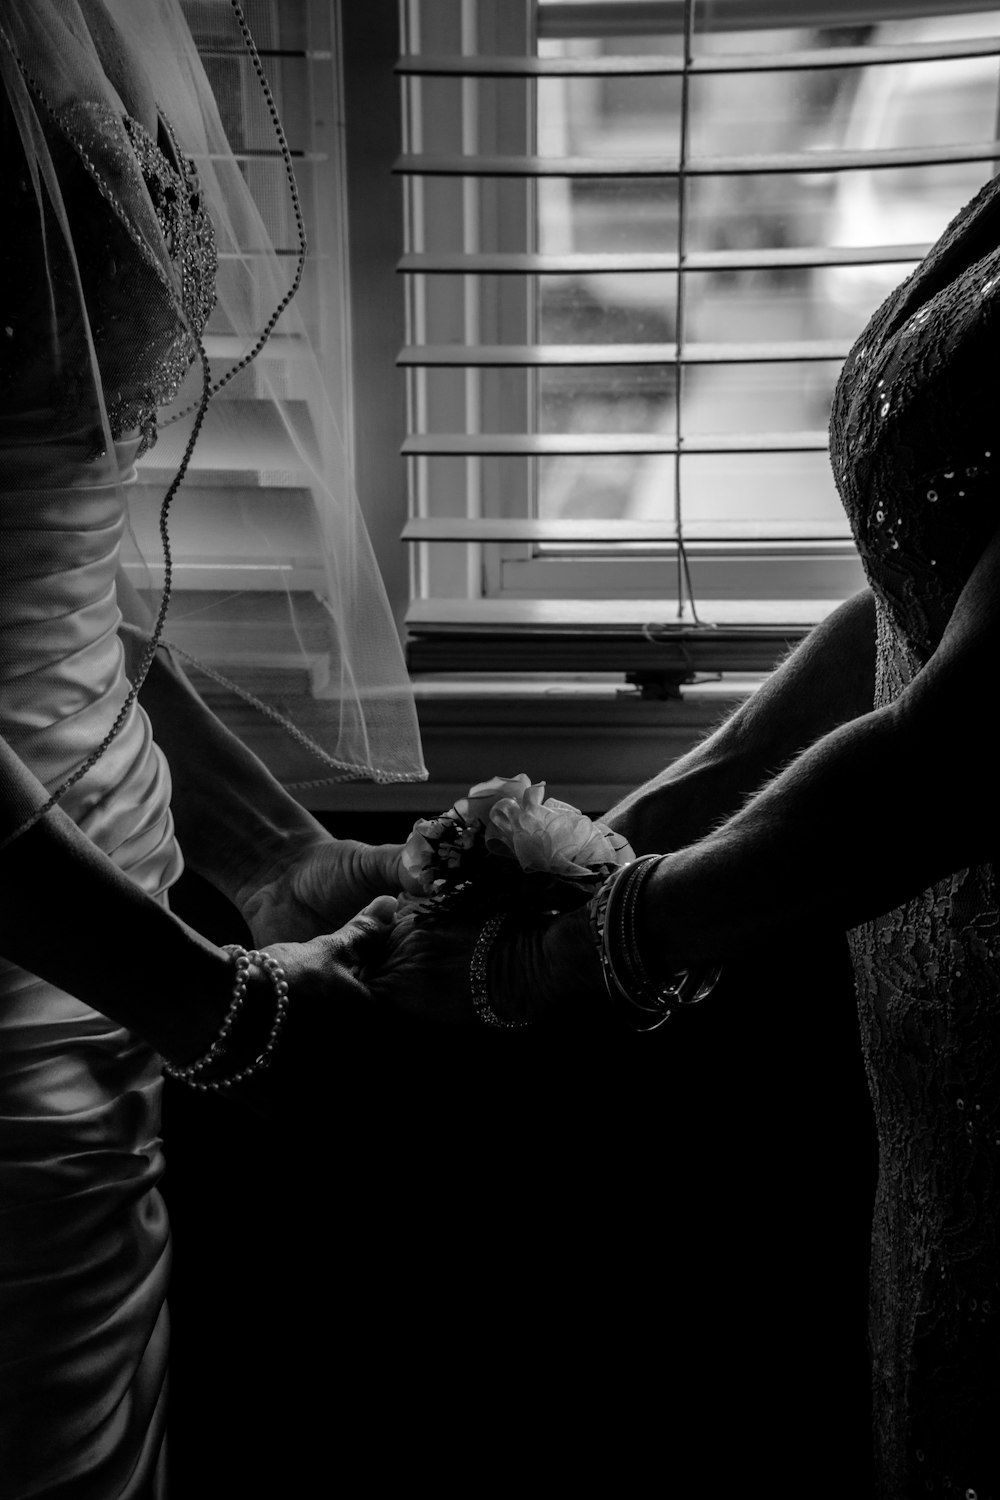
[469,912,532,1028]
[163,945,291,1091]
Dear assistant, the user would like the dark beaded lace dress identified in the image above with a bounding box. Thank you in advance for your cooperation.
[830,171,1000,1498]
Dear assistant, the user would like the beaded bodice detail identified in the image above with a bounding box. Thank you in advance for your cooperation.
[830,174,1000,1498]
[831,172,1000,668]
[0,100,216,455]
[112,109,217,444]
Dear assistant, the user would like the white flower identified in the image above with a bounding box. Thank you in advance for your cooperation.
[485,790,633,878]
[400,773,634,901]
[454,773,541,828]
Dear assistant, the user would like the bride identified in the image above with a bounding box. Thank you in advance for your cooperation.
[0,2,419,1493]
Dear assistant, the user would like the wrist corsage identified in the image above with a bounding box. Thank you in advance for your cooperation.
[398,775,635,1027]
[401,773,635,920]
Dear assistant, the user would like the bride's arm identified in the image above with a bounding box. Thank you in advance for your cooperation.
[0,735,390,1069]
[604,587,876,854]
[115,572,404,939]
[1,733,232,1059]
[545,522,1000,1003]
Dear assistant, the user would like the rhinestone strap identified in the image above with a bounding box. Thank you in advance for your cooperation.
[469,913,531,1028]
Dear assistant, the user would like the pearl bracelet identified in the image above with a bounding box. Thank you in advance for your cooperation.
[163,945,290,1091]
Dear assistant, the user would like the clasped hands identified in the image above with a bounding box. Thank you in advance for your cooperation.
[238,830,603,1039]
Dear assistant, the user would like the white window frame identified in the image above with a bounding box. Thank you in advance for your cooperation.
[393,0,1000,683]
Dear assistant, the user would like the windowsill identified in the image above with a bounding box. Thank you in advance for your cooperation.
[262,672,762,813]
[192,668,757,813]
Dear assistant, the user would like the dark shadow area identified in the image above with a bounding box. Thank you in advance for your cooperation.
[164,813,877,1496]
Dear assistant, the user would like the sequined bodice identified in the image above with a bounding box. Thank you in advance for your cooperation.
[830,174,1000,1497]
[831,172,1000,666]
[0,101,216,453]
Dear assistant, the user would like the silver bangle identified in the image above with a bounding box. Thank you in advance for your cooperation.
[588,859,722,1030]
[164,945,291,1090]
[470,913,531,1028]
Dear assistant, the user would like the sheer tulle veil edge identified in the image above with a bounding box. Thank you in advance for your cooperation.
[0,0,426,849]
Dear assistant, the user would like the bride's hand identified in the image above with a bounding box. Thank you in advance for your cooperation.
[213,896,398,1115]
[238,835,405,945]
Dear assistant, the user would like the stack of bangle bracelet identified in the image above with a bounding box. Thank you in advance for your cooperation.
[163,944,290,1091]
[588,855,722,1030]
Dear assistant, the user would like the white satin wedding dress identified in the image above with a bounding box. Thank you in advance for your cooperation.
[0,105,214,1498]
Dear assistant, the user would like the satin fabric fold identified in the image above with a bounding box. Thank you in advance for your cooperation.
[1,440,180,1498]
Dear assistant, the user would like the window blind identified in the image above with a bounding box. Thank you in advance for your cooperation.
[396,0,1000,680]
[128,0,347,691]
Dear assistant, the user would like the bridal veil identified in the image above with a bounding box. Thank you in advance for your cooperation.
[0,0,425,850]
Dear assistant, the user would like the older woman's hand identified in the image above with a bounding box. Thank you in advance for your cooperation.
[362,900,605,1028]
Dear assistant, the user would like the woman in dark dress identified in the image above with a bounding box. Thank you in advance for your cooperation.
[382,167,1000,1496]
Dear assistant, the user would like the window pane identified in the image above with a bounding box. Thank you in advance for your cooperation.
[678,360,840,436]
[678,452,845,529]
[538,73,682,157]
[537,178,679,253]
[539,364,676,431]
[540,452,677,520]
[539,272,677,340]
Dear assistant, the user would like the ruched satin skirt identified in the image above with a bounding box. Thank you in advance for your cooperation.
[1,441,183,1498]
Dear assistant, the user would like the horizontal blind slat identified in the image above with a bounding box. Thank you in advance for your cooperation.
[395,140,1000,177]
[188,150,322,162]
[398,243,930,274]
[397,36,1000,78]
[405,597,840,630]
[402,431,832,456]
[399,340,850,365]
[141,400,310,487]
[402,517,854,543]
[535,0,1000,40]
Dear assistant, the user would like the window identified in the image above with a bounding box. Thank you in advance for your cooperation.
[396,0,1000,683]
[128,2,1000,807]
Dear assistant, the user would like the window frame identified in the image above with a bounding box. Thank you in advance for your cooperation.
[390,0,1000,687]
[254,0,1000,815]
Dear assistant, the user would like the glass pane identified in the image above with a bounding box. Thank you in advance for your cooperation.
[685,170,829,256]
[815,254,919,342]
[537,177,679,254]
[679,360,839,437]
[537,74,682,158]
[687,63,824,162]
[539,363,676,434]
[539,454,677,521]
[679,452,845,530]
[538,273,676,341]
[692,4,1000,54]
[682,273,833,349]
